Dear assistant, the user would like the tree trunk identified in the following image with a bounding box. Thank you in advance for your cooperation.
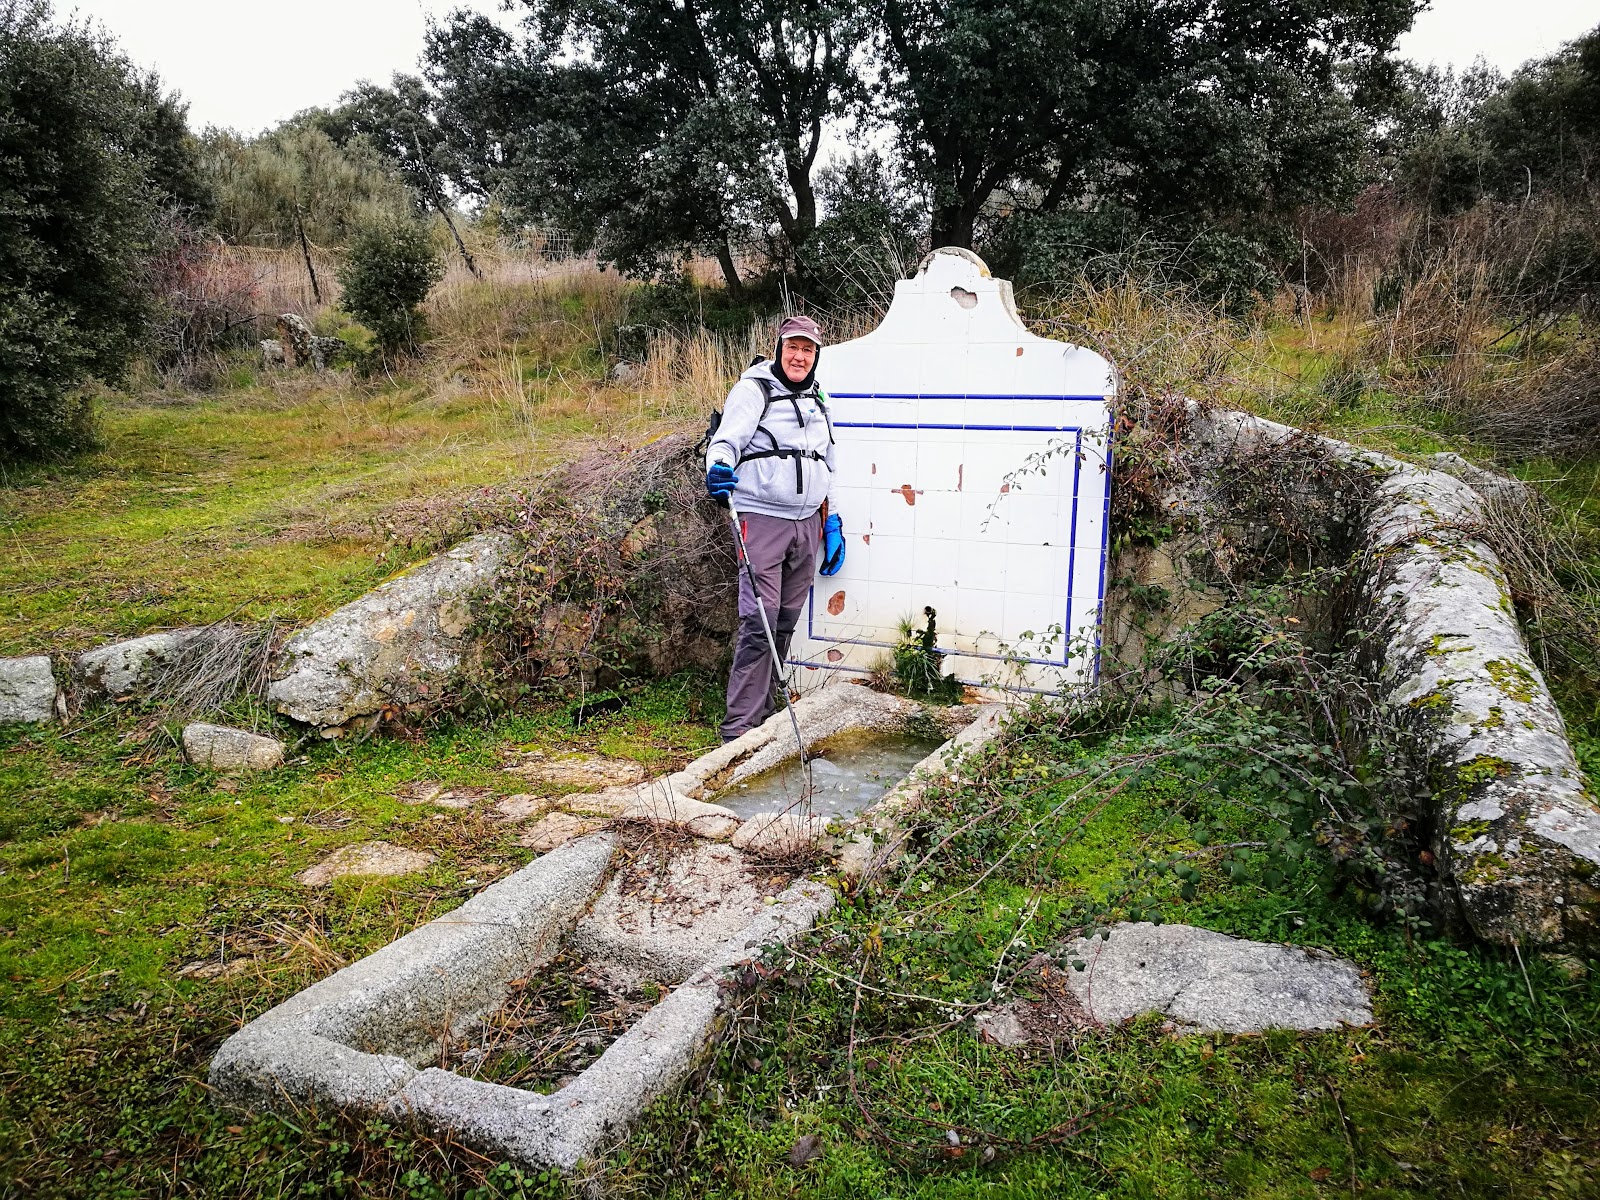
[432,192,481,279]
[930,204,976,251]
[716,241,745,298]
[294,207,322,304]
[782,155,818,253]
[414,131,481,278]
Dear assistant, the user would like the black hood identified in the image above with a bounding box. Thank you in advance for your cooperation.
[772,340,821,391]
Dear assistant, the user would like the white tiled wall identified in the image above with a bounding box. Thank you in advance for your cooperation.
[799,249,1114,694]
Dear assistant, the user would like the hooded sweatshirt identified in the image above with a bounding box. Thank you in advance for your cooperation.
[705,358,836,520]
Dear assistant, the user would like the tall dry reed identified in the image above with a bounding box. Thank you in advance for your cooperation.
[1030,275,1252,403]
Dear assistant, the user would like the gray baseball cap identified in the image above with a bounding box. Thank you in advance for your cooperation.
[777,315,823,347]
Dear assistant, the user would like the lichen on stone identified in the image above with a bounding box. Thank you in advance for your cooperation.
[1461,851,1511,885]
[1457,755,1514,787]
[1483,658,1538,704]
[1407,687,1455,714]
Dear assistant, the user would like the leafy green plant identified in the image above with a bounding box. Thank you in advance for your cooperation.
[336,218,444,354]
[891,607,962,701]
[313,305,377,364]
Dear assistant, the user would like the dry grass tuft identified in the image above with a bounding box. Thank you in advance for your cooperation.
[1459,343,1600,459]
[1294,188,1600,459]
[1467,477,1600,685]
[140,620,282,728]
[1029,275,1250,403]
[427,271,629,362]
[640,325,766,414]
[1357,258,1498,410]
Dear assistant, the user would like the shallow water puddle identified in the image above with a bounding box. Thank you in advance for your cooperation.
[718,732,943,821]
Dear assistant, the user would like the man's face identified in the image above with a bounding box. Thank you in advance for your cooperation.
[780,336,817,383]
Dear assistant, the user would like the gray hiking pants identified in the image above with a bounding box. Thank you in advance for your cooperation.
[722,509,822,742]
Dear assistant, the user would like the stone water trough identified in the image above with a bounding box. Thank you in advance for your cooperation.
[210,685,998,1173]
[209,674,1378,1174]
[1122,410,1600,949]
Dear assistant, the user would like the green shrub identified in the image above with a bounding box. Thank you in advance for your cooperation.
[1008,206,1276,315]
[312,307,376,367]
[799,151,926,307]
[0,0,205,463]
[336,218,444,353]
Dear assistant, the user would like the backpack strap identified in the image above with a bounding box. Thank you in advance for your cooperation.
[816,387,835,446]
[739,375,827,494]
[694,408,720,458]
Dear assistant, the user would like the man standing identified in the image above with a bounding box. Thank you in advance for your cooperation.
[705,315,846,742]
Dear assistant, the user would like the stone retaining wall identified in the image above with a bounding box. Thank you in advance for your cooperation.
[1184,411,1599,949]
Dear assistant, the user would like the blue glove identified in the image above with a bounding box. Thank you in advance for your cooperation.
[705,462,738,501]
[819,513,845,576]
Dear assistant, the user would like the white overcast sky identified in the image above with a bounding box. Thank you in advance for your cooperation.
[62,0,1600,136]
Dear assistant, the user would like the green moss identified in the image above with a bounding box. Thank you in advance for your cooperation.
[1457,756,1514,787]
[1429,633,1472,656]
[1485,658,1539,704]
[1460,851,1511,885]
[1450,820,1492,842]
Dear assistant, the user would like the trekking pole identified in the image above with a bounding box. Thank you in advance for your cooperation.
[725,498,811,810]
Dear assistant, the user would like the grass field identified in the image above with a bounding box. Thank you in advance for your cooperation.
[0,274,709,658]
[4,685,1595,1198]
[2,275,1597,1198]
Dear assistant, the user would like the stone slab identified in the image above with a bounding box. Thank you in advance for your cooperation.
[730,811,827,858]
[211,831,833,1176]
[1428,452,1536,509]
[617,784,741,839]
[1195,410,1600,951]
[558,789,632,817]
[501,754,648,790]
[398,782,488,809]
[567,841,771,982]
[211,833,617,1103]
[183,723,285,771]
[1059,922,1371,1034]
[267,532,512,729]
[494,793,551,822]
[517,812,608,851]
[73,628,215,702]
[296,842,437,886]
[0,655,59,724]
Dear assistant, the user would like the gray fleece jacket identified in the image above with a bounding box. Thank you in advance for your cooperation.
[705,359,836,520]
